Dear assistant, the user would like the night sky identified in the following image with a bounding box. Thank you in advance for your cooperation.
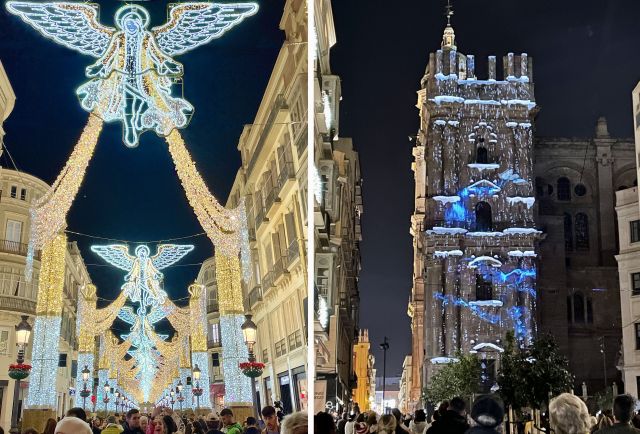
[0,1,282,312]
[331,0,640,376]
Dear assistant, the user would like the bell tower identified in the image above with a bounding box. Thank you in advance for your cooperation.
[409,2,542,401]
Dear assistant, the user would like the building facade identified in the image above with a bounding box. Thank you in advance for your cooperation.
[0,60,15,148]
[313,0,364,414]
[409,18,540,407]
[0,168,90,428]
[535,122,636,393]
[224,0,308,414]
[632,83,640,207]
[616,186,640,397]
[196,258,225,413]
[398,355,412,415]
[351,329,374,412]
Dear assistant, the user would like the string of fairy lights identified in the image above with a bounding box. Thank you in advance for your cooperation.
[5,0,261,412]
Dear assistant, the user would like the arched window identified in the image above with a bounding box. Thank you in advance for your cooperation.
[587,298,593,324]
[557,177,571,201]
[564,213,573,252]
[566,296,572,322]
[476,274,493,300]
[575,213,589,251]
[476,147,488,164]
[475,202,493,232]
[573,293,585,323]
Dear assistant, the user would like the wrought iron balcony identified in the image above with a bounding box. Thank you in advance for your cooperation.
[248,285,263,308]
[0,240,41,260]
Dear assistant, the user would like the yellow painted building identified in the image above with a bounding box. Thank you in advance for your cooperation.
[352,329,374,412]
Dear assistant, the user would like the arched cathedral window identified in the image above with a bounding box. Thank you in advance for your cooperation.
[475,202,492,232]
[476,146,488,164]
[575,213,589,251]
[476,274,493,301]
[557,177,571,201]
[564,213,573,252]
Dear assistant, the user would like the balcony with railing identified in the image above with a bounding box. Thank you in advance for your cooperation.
[262,270,275,292]
[0,275,38,315]
[276,161,296,198]
[248,285,263,308]
[0,240,40,260]
[206,300,219,314]
[207,338,222,349]
[264,181,280,215]
[286,240,300,268]
[273,256,289,281]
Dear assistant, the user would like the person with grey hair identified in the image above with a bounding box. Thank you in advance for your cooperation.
[281,411,307,434]
[549,393,591,434]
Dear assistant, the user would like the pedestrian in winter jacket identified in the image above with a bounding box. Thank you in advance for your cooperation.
[426,397,469,434]
[465,395,505,434]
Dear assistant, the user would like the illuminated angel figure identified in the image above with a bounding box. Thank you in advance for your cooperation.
[6,1,258,147]
[91,244,194,308]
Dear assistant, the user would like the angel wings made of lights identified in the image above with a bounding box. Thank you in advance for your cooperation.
[91,243,194,308]
[5,1,259,147]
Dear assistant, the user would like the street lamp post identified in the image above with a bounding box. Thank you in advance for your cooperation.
[81,365,91,410]
[192,365,202,412]
[177,380,184,413]
[241,314,259,418]
[379,337,389,414]
[9,316,32,434]
[170,388,175,411]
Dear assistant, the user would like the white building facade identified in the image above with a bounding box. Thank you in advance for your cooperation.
[616,186,640,397]
[0,168,90,428]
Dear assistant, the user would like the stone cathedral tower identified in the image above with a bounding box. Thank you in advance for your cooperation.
[408,12,542,405]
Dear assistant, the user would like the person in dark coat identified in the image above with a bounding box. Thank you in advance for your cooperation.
[426,397,469,434]
[465,395,505,434]
[337,412,348,434]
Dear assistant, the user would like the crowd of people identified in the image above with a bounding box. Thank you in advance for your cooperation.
[315,393,640,434]
[315,395,506,434]
[0,404,307,434]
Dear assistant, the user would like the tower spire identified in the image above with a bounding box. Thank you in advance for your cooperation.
[442,0,456,50]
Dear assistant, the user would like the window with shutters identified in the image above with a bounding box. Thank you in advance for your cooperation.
[5,220,22,247]
[631,220,640,243]
[210,323,220,345]
[0,329,8,355]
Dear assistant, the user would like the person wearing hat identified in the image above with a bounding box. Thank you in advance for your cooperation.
[54,416,94,434]
[204,414,223,434]
[467,395,505,434]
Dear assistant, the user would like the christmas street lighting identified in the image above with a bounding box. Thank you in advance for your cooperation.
[241,313,260,418]
[9,316,32,434]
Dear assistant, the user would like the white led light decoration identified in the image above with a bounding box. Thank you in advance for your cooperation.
[91,244,193,308]
[26,317,62,408]
[74,353,94,407]
[6,1,259,147]
[220,314,252,404]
